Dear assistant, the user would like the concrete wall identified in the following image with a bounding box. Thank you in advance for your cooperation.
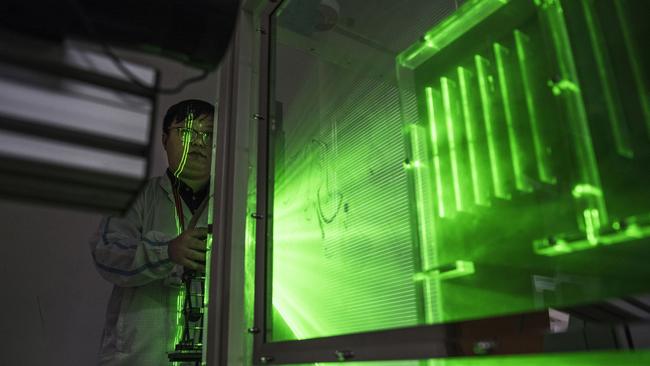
[0,47,219,365]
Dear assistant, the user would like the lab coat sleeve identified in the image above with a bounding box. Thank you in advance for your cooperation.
[89,188,176,287]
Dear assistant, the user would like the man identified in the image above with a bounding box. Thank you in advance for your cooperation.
[90,99,214,365]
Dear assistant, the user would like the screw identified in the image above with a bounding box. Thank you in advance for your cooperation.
[251,213,263,219]
[260,356,274,364]
[253,113,265,120]
[473,340,497,355]
[247,327,260,334]
[334,350,354,361]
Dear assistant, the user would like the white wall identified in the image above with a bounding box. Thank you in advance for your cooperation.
[0,46,220,365]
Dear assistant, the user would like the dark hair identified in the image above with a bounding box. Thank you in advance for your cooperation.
[162,99,214,133]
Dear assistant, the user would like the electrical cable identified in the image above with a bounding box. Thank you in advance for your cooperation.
[66,0,210,95]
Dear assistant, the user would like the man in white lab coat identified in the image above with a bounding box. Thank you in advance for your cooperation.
[90,99,214,365]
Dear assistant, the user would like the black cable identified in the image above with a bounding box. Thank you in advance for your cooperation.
[66,0,210,95]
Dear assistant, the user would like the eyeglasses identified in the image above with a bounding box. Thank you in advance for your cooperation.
[169,127,213,145]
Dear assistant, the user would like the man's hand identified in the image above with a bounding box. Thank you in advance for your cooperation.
[168,227,207,271]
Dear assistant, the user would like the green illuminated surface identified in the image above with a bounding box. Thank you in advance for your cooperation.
[613,1,650,140]
[513,30,555,185]
[580,0,633,159]
[475,55,509,200]
[457,66,488,206]
[425,87,447,217]
[405,124,442,323]
[172,113,195,352]
[397,0,650,328]
[269,77,418,340]
[398,0,509,69]
[494,42,530,193]
[264,0,650,345]
[293,350,650,366]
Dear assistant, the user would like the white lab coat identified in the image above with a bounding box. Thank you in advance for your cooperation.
[89,175,208,365]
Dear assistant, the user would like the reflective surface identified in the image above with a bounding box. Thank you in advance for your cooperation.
[289,350,650,366]
[398,0,650,326]
[264,0,650,342]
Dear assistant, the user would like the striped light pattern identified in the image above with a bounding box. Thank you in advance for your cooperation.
[269,78,419,341]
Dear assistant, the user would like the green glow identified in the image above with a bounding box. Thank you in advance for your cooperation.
[398,0,510,69]
[269,79,418,341]
[457,66,487,206]
[413,260,475,281]
[174,289,184,346]
[572,184,602,198]
[535,214,650,256]
[242,176,257,364]
[581,0,633,158]
[395,0,650,328]
[614,1,650,139]
[514,29,556,184]
[406,124,442,324]
[605,216,650,245]
[494,42,530,193]
[475,55,509,200]
[538,0,608,227]
[269,0,650,346]
[441,77,464,211]
[547,79,579,96]
[315,350,650,366]
[425,87,447,217]
[171,111,195,350]
[173,112,195,178]
[583,208,601,244]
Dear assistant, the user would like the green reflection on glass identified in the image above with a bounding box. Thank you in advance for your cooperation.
[310,350,650,366]
[458,66,488,206]
[494,42,531,193]
[614,1,650,139]
[426,87,447,218]
[581,0,633,158]
[514,29,556,185]
[537,0,608,232]
[406,123,442,324]
[475,55,510,200]
[441,77,465,212]
[413,260,475,281]
[398,0,510,69]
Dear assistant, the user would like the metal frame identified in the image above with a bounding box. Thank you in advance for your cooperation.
[205,20,241,366]
[252,0,280,363]
[250,0,650,364]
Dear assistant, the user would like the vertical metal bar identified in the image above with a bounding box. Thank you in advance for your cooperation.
[205,23,240,366]
[253,1,283,363]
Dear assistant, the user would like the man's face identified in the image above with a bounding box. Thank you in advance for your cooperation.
[163,113,213,182]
